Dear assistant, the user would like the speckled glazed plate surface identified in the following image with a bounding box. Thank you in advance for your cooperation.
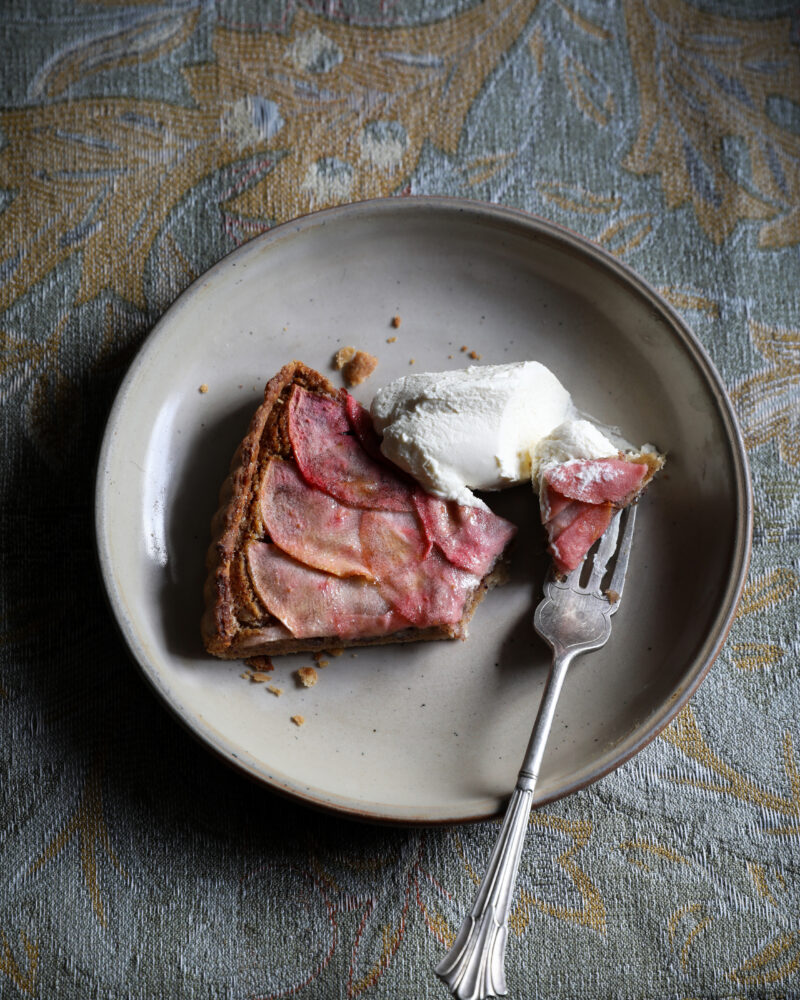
[95,198,751,824]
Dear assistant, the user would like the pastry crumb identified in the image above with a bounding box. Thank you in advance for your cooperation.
[326,649,344,658]
[267,685,283,697]
[469,350,481,360]
[343,350,379,386]
[245,655,273,672]
[409,358,415,365]
[334,346,356,369]
[249,671,273,683]
[297,666,318,687]
[460,345,468,352]
[291,714,305,727]
[606,589,620,605]
[199,383,209,393]
[391,315,401,328]
[386,336,396,343]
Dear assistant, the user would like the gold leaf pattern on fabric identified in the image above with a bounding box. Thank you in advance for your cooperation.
[334,834,459,998]
[732,319,800,465]
[508,814,606,933]
[746,861,782,906]
[29,756,124,926]
[0,0,538,313]
[729,641,784,671]
[562,54,615,126]
[347,886,411,997]
[0,101,226,311]
[420,905,456,949]
[728,566,797,670]
[530,0,614,106]
[529,26,546,72]
[735,566,799,618]
[184,0,539,224]
[618,839,689,871]
[538,180,621,215]
[623,0,800,246]
[553,0,612,41]
[461,151,518,188]
[667,902,712,970]
[0,929,38,995]
[597,211,652,254]
[29,8,199,99]
[453,831,483,887]
[0,328,50,380]
[655,286,720,318]
[727,931,800,987]
[661,705,800,831]
[414,866,458,949]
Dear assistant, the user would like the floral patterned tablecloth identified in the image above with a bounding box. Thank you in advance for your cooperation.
[2,1,799,997]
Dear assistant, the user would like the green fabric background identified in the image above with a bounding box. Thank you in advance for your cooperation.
[1,1,799,997]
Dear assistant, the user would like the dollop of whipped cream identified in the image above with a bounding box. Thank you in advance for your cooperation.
[370,362,573,509]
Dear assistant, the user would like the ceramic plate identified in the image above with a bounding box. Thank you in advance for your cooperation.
[95,198,751,824]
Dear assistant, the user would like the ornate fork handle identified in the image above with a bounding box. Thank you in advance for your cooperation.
[434,650,575,1000]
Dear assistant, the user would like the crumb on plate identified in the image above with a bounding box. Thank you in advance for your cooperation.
[334,346,356,369]
[291,714,305,727]
[606,589,620,605]
[391,315,401,328]
[469,350,481,360]
[245,655,273,672]
[326,649,344,657]
[267,685,283,697]
[343,350,379,386]
[386,336,396,343]
[297,666,318,687]
[199,383,209,393]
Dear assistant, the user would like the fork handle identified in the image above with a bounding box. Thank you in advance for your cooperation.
[434,650,575,1000]
[434,785,532,999]
[517,647,575,791]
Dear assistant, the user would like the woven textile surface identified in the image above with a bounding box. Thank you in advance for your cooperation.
[2,1,799,997]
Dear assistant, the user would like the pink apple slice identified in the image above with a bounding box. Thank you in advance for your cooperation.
[547,503,614,574]
[246,541,407,638]
[360,510,480,626]
[413,493,516,576]
[288,386,414,511]
[544,458,646,505]
[259,458,371,579]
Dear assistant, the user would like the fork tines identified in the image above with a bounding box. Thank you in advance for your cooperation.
[606,505,637,607]
[563,505,637,611]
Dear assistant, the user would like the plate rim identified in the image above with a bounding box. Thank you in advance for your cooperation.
[94,195,753,825]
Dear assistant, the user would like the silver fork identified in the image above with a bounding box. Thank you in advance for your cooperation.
[435,506,637,1000]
